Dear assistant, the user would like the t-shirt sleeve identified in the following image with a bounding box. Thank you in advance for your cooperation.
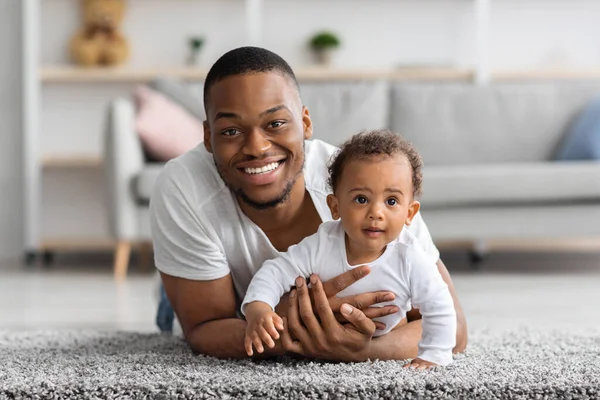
[149,162,230,281]
[406,211,440,264]
[407,245,457,366]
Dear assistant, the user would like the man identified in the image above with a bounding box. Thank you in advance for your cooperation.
[150,46,467,361]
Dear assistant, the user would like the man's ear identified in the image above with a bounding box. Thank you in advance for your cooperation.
[302,106,313,140]
[327,194,340,220]
[203,120,213,153]
[404,200,421,226]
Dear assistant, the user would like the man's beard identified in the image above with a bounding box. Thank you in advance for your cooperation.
[215,154,305,211]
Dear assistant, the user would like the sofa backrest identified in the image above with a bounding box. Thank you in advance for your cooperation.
[390,82,600,165]
[300,81,390,147]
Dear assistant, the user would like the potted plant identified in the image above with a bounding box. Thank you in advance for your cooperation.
[186,36,205,66]
[309,31,340,66]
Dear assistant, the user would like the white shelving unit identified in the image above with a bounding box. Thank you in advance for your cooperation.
[21,0,600,262]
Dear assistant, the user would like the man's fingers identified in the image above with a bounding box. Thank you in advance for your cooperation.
[339,291,395,311]
[281,317,304,355]
[308,275,336,330]
[362,305,399,320]
[374,321,386,331]
[322,266,370,297]
[287,288,312,345]
[295,277,322,334]
[339,303,376,336]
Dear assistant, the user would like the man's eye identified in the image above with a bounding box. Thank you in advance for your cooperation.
[269,121,285,129]
[386,198,398,206]
[354,196,368,204]
[221,128,239,137]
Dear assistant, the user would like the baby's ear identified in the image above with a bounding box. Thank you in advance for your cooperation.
[326,194,340,220]
[405,201,421,226]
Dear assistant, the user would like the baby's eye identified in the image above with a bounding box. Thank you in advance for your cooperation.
[222,128,240,137]
[386,198,398,206]
[354,196,368,204]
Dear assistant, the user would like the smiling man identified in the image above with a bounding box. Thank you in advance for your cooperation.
[150,46,467,361]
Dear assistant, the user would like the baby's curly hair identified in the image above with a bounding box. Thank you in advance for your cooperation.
[327,129,423,198]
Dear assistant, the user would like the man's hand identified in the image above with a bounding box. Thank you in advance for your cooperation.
[275,266,399,328]
[280,275,376,362]
[403,358,438,370]
[244,301,284,356]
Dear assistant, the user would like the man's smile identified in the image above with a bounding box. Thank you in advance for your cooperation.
[238,159,286,175]
[236,159,286,185]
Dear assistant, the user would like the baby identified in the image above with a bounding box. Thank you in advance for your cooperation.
[241,129,456,368]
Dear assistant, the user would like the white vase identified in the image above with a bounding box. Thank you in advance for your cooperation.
[314,48,335,67]
[187,51,202,67]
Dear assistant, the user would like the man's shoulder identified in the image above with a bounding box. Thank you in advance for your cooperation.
[154,143,226,205]
[304,139,339,195]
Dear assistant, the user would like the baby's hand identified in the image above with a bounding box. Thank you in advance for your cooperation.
[244,302,284,357]
[403,357,439,370]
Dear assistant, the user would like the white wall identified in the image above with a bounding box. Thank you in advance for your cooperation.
[0,0,23,262]
[9,0,600,256]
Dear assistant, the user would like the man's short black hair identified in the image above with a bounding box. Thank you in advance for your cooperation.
[203,46,300,110]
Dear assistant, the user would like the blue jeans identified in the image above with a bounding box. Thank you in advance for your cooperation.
[156,283,175,333]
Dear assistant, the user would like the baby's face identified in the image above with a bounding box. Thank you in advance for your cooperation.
[328,154,420,257]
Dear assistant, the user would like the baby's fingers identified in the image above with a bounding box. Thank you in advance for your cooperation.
[244,334,255,357]
[265,318,281,340]
[252,333,265,354]
[273,314,284,331]
[259,325,275,349]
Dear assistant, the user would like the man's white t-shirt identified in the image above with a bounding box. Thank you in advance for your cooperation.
[242,220,456,366]
[150,139,440,303]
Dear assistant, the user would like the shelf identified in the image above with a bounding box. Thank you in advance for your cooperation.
[40,65,475,83]
[41,66,600,84]
[41,155,103,169]
[40,66,211,83]
[40,238,115,251]
[493,68,600,81]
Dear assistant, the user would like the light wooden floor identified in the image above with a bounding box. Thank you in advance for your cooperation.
[1,250,599,333]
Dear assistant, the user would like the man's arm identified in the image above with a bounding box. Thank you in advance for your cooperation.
[160,271,283,359]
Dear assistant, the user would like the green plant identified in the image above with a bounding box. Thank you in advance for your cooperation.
[309,31,340,50]
[189,36,205,52]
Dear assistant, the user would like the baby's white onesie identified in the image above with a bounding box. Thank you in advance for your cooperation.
[242,220,457,366]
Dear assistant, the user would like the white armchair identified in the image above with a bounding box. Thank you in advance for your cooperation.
[104,97,164,280]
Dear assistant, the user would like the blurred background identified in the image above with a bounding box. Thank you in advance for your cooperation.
[1,0,600,333]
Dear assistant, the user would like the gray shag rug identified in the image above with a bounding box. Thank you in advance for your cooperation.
[1,328,599,399]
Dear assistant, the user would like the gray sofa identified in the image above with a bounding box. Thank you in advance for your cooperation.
[104,79,600,277]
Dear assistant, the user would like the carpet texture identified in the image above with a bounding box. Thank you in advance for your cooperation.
[1,328,599,399]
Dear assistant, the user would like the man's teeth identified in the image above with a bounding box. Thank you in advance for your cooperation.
[244,162,280,175]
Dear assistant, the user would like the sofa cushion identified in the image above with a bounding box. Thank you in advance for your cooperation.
[134,85,204,162]
[299,81,390,147]
[149,77,205,121]
[555,97,600,161]
[420,161,600,208]
[391,82,600,166]
[133,163,166,205]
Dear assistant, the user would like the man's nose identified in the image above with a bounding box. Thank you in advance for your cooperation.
[242,128,271,157]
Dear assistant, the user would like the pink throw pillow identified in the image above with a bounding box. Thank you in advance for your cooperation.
[134,85,204,162]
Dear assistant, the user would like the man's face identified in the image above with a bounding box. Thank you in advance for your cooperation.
[327,154,420,258]
[203,72,312,210]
